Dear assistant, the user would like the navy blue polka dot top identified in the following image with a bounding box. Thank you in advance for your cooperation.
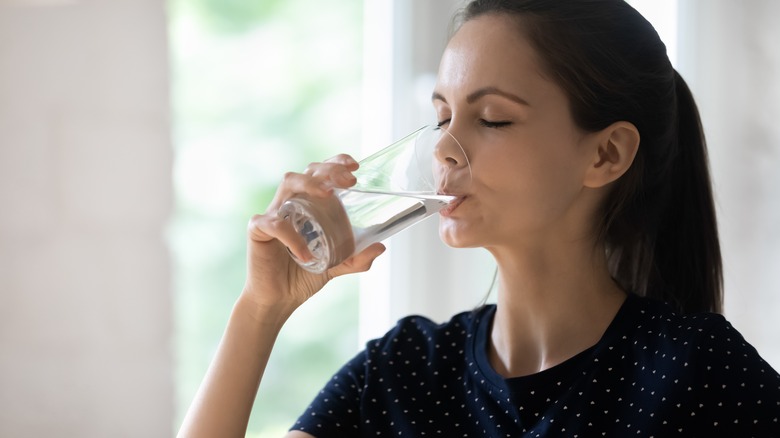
[291,294,780,437]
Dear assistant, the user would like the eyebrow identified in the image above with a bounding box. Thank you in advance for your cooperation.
[431,86,531,107]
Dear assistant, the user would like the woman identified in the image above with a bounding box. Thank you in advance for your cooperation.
[179,0,780,436]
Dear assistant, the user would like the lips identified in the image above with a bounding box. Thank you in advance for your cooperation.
[438,195,466,217]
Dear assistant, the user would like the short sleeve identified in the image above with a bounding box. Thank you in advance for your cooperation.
[692,315,780,435]
[289,350,366,437]
[287,311,475,436]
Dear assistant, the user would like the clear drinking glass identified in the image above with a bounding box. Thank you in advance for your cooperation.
[278,125,470,273]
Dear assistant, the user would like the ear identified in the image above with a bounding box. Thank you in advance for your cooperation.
[583,121,640,189]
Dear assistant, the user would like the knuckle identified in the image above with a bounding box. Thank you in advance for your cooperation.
[247,213,266,228]
[282,171,297,182]
[330,153,355,163]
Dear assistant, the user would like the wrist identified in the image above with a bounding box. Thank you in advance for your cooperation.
[234,291,299,330]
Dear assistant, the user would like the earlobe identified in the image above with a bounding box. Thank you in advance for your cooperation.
[584,121,640,188]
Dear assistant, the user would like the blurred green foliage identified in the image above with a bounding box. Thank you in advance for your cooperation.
[168,0,364,435]
[184,0,285,33]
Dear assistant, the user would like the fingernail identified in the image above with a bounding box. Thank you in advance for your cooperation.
[341,171,355,181]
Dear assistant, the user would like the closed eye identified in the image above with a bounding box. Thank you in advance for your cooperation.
[435,119,451,129]
[479,119,512,128]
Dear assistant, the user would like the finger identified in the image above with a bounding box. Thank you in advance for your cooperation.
[303,161,358,186]
[328,243,386,278]
[269,162,357,212]
[324,153,359,170]
[247,213,313,262]
[266,171,334,212]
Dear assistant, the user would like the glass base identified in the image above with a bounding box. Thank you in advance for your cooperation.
[278,198,331,274]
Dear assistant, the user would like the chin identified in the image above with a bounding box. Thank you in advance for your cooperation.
[438,219,479,249]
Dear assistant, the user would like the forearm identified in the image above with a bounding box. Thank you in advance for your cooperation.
[178,294,297,438]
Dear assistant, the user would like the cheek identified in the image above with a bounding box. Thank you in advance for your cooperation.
[481,149,586,222]
[437,130,590,244]
[507,131,588,197]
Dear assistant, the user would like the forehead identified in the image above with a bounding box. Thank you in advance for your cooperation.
[436,14,547,97]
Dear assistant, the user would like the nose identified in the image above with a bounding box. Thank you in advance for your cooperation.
[434,127,469,170]
[432,126,472,191]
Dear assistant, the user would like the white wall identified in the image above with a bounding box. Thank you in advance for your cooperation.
[0,1,173,436]
[678,0,780,369]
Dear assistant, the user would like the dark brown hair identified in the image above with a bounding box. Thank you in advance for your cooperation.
[457,0,722,314]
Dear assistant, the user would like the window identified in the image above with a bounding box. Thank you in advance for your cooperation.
[169,1,363,435]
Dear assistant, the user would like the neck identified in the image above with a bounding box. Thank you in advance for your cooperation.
[487,240,626,377]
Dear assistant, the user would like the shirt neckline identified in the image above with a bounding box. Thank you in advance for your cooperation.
[470,293,637,389]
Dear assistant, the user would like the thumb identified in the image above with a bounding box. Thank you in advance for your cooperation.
[328,243,386,278]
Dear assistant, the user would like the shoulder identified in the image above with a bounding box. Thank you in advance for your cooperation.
[625,293,735,342]
[606,294,779,377]
[367,305,493,352]
[587,295,780,434]
[359,305,494,371]
[622,293,779,381]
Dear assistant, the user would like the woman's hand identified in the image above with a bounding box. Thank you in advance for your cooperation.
[179,154,385,438]
[241,154,386,313]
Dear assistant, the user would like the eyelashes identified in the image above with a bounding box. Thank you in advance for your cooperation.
[436,119,512,129]
[479,120,511,128]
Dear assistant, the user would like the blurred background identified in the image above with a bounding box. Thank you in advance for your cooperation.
[0,0,778,436]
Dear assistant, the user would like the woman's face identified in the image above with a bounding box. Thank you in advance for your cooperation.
[433,14,601,251]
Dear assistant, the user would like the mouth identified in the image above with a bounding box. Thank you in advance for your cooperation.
[438,194,466,217]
